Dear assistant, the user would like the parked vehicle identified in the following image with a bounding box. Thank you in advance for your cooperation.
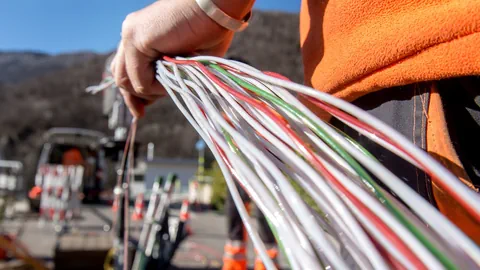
[28,128,107,211]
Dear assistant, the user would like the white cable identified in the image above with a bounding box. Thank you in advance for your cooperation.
[151,57,480,269]
[178,65,333,265]
[85,79,114,94]
[156,67,278,270]
[322,156,443,269]
[159,60,388,270]
[186,56,480,264]
[191,55,480,210]
[159,64,320,268]
[167,63,323,269]
[171,64,344,266]
[328,115,422,168]
[258,135,387,269]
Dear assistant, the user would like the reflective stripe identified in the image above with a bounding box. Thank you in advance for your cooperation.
[261,243,278,251]
[224,240,247,257]
[223,252,247,260]
[226,239,246,248]
[254,259,279,270]
[254,247,279,262]
[255,257,279,264]
[224,245,246,255]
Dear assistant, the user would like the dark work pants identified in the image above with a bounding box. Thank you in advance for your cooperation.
[331,78,480,206]
[225,182,276,244]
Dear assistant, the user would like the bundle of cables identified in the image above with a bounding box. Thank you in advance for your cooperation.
[155,56,480,270]
[90,55,480,270]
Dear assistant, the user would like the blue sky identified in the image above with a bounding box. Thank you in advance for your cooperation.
[0,0,300,54]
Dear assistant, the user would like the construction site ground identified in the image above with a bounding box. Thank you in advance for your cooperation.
[1,200,289,270]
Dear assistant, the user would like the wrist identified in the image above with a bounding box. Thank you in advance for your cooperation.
[211,0,254,20]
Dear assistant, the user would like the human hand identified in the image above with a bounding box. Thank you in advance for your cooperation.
[112,0,253,117]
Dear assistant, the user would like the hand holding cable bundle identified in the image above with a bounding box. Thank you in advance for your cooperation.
[111,0,254,117]
[93,0,480,268]
[88,50,480,270]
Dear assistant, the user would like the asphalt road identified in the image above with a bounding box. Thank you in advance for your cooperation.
[2,201,288,269]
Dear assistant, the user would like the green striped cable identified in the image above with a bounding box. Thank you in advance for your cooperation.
[209,63,456,269]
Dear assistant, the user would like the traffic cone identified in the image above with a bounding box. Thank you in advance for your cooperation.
[49,207,55,219]
[112,195,119,213]
[59,209,66,221]
[132,193,145,221]
[191,180,201,212]
[28,186,42,199]
[179,199,192,235]
[180,199,190,221]
[56,187,63,198]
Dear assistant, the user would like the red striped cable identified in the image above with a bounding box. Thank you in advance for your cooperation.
[164,57,424,266]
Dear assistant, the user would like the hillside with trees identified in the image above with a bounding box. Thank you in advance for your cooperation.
[0,11,303,185]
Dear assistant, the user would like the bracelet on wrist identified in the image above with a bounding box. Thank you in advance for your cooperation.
[195,0,252,32]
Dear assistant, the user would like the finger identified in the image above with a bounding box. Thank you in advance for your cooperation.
[196,31,234,57]
[110,55,117,75]
[120,89,147,118]
[113,42,132,92]
[124,42,165,96]
[109,42,122,75]
[120,89,161,118]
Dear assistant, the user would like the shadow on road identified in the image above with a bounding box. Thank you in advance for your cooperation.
[169,267,220,270]
[187,233,226,240]
[88,205,112,225]
[169,267,288,270]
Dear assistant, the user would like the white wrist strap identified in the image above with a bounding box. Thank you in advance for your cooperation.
[195,0,251,32]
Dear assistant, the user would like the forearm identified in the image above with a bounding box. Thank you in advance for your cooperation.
[212,0,255,20]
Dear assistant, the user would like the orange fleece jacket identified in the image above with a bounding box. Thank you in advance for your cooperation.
[299,0,480,241]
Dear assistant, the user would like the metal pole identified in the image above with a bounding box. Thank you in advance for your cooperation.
[198,147,205,183]
[131,176,164,270]
[113,144,129,270]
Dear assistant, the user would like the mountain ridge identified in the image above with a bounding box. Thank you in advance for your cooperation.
[0,11,303,185]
